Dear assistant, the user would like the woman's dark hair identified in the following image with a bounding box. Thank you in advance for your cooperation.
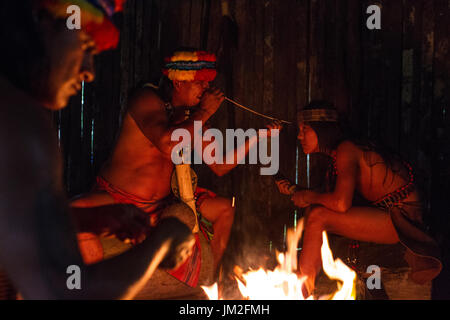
[302,100,344,153]
[303,100,408,188]
[351,136,406,187]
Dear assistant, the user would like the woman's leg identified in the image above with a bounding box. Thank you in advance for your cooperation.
[299,205,399,294]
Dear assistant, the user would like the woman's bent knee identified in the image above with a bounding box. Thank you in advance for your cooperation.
[304,206,327,228]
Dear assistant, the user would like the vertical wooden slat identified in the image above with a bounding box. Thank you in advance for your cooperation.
[66,93,83,196]
[308,0,325,102]
[178,0,193,46]
[346,0,363,133]
[271,0,300,249]
[119,0,132,113]
[323,0,338,109]
[200,0,211,50]
[333,0,350,116]
[306,0,336,192]
[189,0,204,48]
[380,0,404,150]
[415,0,435,224]
[134,0,144,86]
[261,0,275,249]
[400,0,417,161]
[359,0,382,139]
[231,0,263,269]
[431,0,450,232]
[296,0,311,194]
[430,0,450,300]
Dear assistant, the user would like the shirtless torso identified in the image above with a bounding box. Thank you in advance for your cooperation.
[312,142,438,292]
[280,140,419,210]
[278,118,441,294]
[72,85,241,271]
[342,141,420,205]
[101,103,190,202]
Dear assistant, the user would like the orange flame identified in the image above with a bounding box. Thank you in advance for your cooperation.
[202,218,356,300]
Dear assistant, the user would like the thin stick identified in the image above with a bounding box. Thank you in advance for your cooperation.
[225,97,293,125]
[143,83,293,125]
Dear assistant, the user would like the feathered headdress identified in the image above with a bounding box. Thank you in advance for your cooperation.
[162,51,217,82]
[39,0,126,52]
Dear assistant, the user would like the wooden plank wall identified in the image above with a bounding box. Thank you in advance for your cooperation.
[55,0,450,275]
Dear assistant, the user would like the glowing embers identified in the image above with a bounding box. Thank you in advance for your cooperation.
[202,219,356,300]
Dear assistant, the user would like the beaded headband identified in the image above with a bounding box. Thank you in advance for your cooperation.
[39,0,125,52]
[298,109,339,122]
[162,51,217,82]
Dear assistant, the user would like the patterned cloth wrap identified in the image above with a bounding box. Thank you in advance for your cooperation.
[370,163,442,284]
[327,157,442,283]
[78,176,216,287]
[162,51,217,82]
[39,0,126,52]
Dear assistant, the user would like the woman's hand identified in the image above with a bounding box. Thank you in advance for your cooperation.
[265,120,283,137]
[291,190,310,208]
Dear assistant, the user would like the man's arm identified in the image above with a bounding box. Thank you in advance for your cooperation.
[76,217,194,300]
[199,122,282,177]
[0,111,193,299]
[292,141,358,212]
[199,131,259,177]
[128,88,223,157]
[71,204,151,244]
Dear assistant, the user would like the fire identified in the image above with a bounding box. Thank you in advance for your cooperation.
[202,219,356,300]
[320,230,357,300]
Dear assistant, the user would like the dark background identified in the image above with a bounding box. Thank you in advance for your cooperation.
[55,0,449,298]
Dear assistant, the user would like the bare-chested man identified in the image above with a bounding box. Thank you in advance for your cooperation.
[0,0,194,299]
[276,101,442,296]
[72,49,282,284]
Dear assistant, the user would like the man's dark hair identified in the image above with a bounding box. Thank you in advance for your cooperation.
[157,75,174,103]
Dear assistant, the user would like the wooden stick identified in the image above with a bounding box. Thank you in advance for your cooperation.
[225,97,293,125]
[143,83,293,125]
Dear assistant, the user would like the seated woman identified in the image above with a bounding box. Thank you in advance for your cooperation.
[276,101,442,296]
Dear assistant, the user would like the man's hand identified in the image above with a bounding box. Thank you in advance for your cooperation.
[291,190,310,208]
[72,204,151,245]
[107,205,152,244]
[200,87,225,116]
[275,179,296,195]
